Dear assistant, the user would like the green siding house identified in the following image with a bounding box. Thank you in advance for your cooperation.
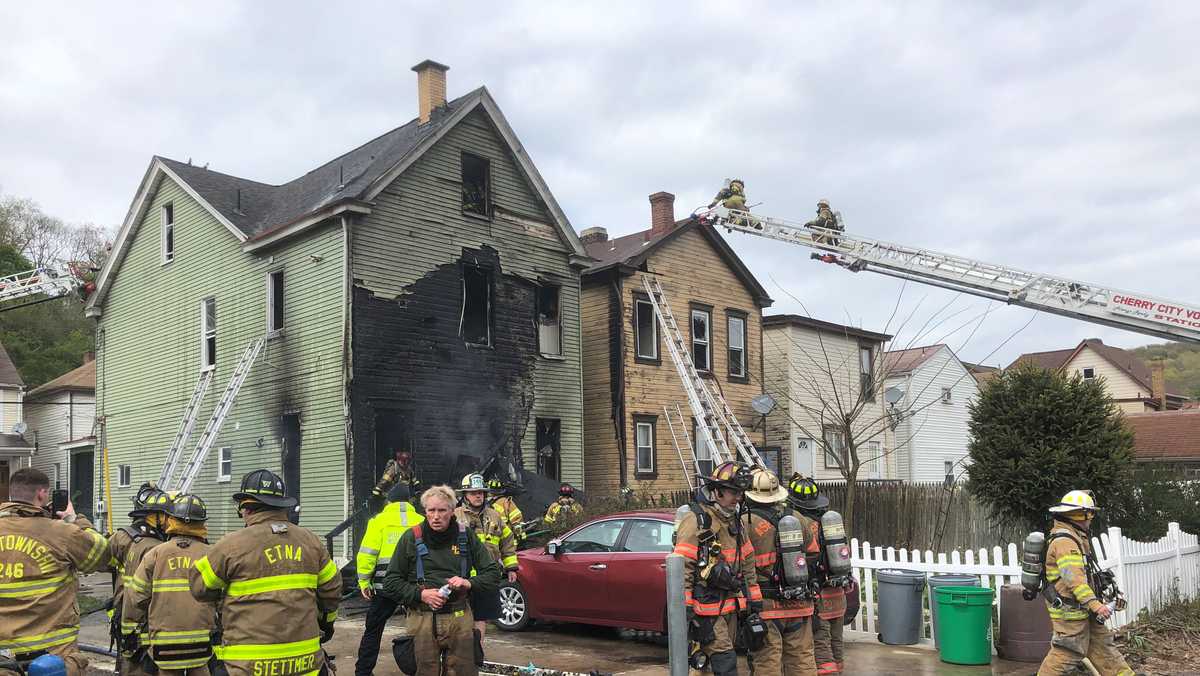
[86,61,588,561]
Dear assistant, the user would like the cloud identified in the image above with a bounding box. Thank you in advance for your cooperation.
[1,1,1198,365]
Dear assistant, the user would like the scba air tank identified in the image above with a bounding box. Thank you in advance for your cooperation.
[820,511,852,578]
[777,514,809,589]
[1021,531,1046,599]
[672,504,692,545]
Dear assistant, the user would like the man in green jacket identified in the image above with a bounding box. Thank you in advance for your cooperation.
[383,485,502,676]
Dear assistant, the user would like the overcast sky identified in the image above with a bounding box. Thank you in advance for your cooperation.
[2,2,1198,367]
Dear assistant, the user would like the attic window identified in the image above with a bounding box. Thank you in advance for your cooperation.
[537,285,562,357]
[1082,367,1095,380]
[460,265,492,346]
[161,203,175,264]
[462,153,491,217]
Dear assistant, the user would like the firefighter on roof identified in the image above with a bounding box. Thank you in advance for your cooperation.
[542,483,582,527]
[1036,491,1133,676]
[112,483,172,676]
[456,474,518,644]
[190,469,341,676]
[123,493,217,675]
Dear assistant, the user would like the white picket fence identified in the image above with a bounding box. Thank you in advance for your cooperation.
[844,522,1200,645]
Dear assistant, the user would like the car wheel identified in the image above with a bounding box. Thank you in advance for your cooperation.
[496,582,531,631]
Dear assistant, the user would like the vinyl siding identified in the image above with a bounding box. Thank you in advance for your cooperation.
[885,346,978,482]
[27,390,95,484]
[0,387,21,434]
[1064,347,1154,414]
[350,108,583,488]
[96,177,347,546]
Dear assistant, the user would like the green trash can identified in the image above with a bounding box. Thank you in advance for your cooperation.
[932,585,994,665]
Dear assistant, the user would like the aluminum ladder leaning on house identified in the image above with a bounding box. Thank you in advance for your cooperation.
[640,274,765,470]
[162,338,266,493]
[156,369,214,488]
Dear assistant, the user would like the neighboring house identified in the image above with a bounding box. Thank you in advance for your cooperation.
[1124,410,1200,477]
[24,357,97,521]
[0,341,33,499]
[884,344,979,482]
[762,314,896,482]
[1010,338,1188,414]
[86,61,588,556]
[963,362,1000,387]
[580,192,772,494]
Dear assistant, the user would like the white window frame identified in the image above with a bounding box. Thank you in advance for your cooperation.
[218,447,232,482]
[823,425,846,470]
[200,297,216,371]
[941,387,953,404]
[859,345,875,401]
[161,203,175,264]
[692,420,716,477]
[1082,367,1095,380]
[691,308,711,372]
[635,420,655,475]
[537,285,563,357]
[635,299,658,361]
[53,463,62,490]
[866,441,882,479]
[727,314,746,379]
[118,464,131,488]
[267,270,284,335]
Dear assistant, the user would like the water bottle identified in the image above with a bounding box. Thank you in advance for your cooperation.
[438,584,452,598]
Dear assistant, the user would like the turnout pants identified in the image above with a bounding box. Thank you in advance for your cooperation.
[158,667,211,676]
[752,616,816,676]
[356,592,402,676]
[812,614,845,674]
[691,614,738,676]
[409,606,477,676]
[1037,618,1134,676]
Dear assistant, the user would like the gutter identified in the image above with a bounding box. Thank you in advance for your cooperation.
[243,201,372,253]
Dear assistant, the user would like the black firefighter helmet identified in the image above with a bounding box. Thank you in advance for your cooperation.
[130,483,172,519]
[233,469,297,509]
[168,493,208,523]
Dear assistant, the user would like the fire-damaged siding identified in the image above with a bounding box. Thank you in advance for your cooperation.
[96,177,347,544]
[349,108,583,503]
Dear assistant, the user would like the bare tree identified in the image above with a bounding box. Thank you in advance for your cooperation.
[0,191,113,270]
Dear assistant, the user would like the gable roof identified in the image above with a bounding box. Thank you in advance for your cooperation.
[582,218,773,307]
[963,362,1001,385]
[762,314,891,343]
[0,341,22,387]
[1009,338,1183,397]
[89,87,586,313]
[1125,410,1200,461]
[26,360,95,401]
[884,344,949,375]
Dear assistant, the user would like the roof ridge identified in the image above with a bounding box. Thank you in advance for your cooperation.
[157,156,279,188]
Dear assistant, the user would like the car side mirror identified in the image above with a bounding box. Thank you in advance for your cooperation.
[546,540,561,557]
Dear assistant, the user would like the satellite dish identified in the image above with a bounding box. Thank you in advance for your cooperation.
[11,421,28,436]
[750,394,777,416]
[884,387,905,405]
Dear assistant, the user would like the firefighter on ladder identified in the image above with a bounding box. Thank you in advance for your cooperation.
[112,483,173,676]
[743,468,820,676]
[673,461,761,675]
[355,483,424,676]
[1036,491,1133,676]
[456,474,518,645]
[191,470,342,676]
[123,493,217,675]
[789,476,846,675]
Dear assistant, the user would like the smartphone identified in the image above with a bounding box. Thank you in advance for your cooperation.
[51,489,69,515]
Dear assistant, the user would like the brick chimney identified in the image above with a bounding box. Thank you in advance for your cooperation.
[649,191,676,236]
[412,59,450,125]
[1151,360,1167,410]
[579,226,609,245]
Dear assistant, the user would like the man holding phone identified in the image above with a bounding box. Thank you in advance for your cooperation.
[0,468,110,676]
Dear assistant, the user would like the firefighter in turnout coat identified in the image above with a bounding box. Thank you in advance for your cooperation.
[456,474,518,641]
[744,469,820,676]
[542,484,582,527]
[1037,491,1133,676]
[111,483,173,676]
[191,470,342,676]
[673,462,761,676]
[355,483,424,676]
[124,494,217,675]
[487,479,526,546]
[0,469,109,676]
[789,476,846,675]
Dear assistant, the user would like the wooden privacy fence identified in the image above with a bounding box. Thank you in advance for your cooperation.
[845,522,1200,646]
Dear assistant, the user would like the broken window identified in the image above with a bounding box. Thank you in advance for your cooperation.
[161,203,174,263]
[201,297,216,371]
[462,152,491,217]
[536,418,561,481]
[634,416,656,476]
[635,298,658,361]
[727,313,747,379]
[267,269,284,334]
[374,410,415,478]
[537,285,562,356]
[460,265,492,345]
[691,307,711,371]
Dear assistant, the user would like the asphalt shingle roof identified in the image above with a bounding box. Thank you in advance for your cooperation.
[0,433,31,450]
[1125,410,1200,460]
[1010,338,1183,397]
[884,344,946,375]
[26,360,95,400]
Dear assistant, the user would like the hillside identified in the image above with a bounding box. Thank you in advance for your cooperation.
[1131,343,1200,400]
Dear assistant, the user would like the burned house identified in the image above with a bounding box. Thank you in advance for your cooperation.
[87,61,587,557]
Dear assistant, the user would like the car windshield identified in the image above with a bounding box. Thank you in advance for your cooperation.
[560,519,626,554]
[621,519,674,553]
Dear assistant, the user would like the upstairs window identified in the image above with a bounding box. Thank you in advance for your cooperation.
[727,313,747,380]
[267,270,284,334]
[859,345,875,401]
[941,387,953,404]
[462,153,491,217]
[201,297,216,370]
[161,203,175,263]
[1082,367,1095,380]
[691,307,711,371]
[537,285,562,356]
[635,298,658,361]
[460,265,492,346]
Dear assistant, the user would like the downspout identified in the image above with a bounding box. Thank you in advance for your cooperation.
[340,215,353,563]
[576,273,586,490]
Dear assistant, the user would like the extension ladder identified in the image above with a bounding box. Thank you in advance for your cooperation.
[157,369,214,489]
[663,403,697,487]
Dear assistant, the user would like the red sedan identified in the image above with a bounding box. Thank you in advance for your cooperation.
[496,510,676,632]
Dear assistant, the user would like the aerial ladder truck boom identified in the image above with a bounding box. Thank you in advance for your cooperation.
[0,265,92,310]
[703,205,1200,345]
